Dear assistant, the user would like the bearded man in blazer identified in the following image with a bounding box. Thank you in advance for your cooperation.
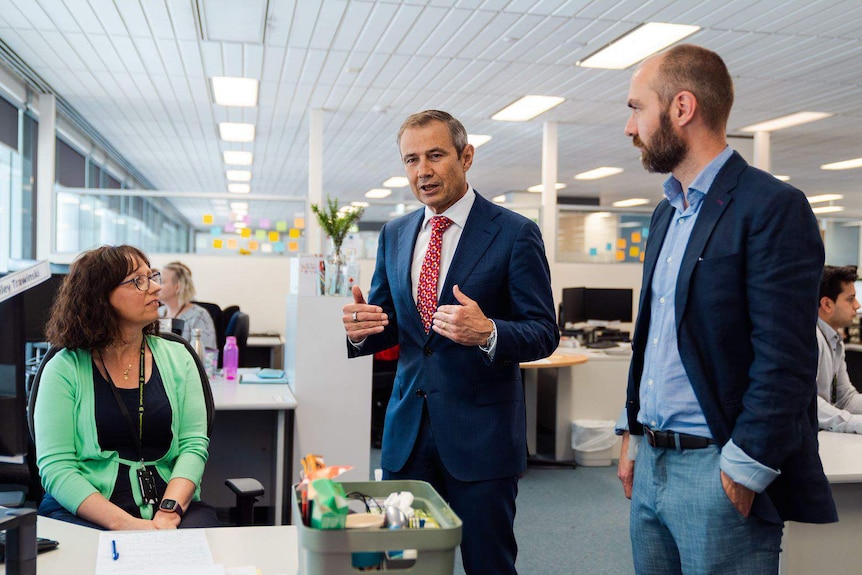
[343,110,558,575]
[616,44,837,574]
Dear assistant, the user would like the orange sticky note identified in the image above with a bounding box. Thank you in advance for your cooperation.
[227,239,238,249]
[617,238,627,249]
[248,240,259,251]
[269,231,280,242]
[631,231,641,243]
[288,241,299,252]
[616,250,625,261]
[294,217,305,229]
[241,228,251,238]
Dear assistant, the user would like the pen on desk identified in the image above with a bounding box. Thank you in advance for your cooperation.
[112,539,119,560]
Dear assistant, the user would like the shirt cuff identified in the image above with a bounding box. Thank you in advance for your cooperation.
[478,319,497,359]
[720,439,780,493]
[348,336,366,349]
[614,408,629,435]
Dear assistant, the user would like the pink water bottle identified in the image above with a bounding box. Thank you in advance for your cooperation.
[223,336,239,380]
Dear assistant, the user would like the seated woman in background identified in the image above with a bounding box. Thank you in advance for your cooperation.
[35,245,219,530]
[157,261,217,349]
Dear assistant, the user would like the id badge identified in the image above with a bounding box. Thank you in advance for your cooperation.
[137,465,159,505]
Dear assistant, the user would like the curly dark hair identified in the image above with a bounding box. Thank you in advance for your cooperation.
[45,245,159,350]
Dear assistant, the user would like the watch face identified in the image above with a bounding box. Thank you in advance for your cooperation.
[160,499,178,512]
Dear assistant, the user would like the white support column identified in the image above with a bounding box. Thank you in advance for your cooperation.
[753,131,771,173]
[307,108,324,254]
[35,93,56,261]
[541,121,558,264]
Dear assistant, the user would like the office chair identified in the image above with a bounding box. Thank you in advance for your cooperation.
[26,331,265,526]
[225,311,250,366]
[193,301,225,352]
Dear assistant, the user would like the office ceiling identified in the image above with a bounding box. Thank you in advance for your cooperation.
[1,0,862,227]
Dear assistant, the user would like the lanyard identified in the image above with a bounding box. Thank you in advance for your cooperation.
[98,337,147,463]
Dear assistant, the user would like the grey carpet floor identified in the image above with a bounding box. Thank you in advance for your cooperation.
[369,449,635,575]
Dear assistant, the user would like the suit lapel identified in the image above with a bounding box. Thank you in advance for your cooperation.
[674,153,744,324]
[438,193,500,307]
[396,210,426,334]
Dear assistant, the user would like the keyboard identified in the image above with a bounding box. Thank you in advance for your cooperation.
[585,341,620,349]
[0,529,60,562]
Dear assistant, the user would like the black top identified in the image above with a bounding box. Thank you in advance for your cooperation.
[93,360,172,516]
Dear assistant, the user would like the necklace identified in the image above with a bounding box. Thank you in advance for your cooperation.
[122,363,133,380]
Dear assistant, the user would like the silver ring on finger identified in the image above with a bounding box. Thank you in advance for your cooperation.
[352,311,359,323]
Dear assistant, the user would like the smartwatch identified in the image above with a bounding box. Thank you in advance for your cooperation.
[158,498,184,518]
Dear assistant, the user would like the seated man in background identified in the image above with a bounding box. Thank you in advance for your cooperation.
[817,265,862,433]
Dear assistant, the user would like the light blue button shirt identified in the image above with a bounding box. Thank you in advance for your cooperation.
[624,146,779,493]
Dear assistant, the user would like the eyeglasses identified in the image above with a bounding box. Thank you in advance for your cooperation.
[117,272,162,292]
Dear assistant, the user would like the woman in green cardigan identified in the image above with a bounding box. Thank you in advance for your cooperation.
[34,245,218,530]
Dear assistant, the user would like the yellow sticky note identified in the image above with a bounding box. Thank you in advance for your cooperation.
[241,228,251,238]
[289,228,301,238]
[227,239,238,249]
[616,250,625,261]
[294,217,305,229]
[617,238,627,249]
[269,231,280,242]
[248,240,259,251]
[640,251,645,262]
[203,214,214,225]
[631,231,641,243]
[629,246,640,257]
[212,238,223,249]
[288,241,299,252]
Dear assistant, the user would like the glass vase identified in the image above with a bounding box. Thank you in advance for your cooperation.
[324,240,346,296]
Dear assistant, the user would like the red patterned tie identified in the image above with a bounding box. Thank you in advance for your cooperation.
[416,215,454,334]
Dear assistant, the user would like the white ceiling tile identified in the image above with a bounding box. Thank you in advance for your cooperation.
[330,1,374,51]
[221,41,243,77]
[11,0,52,29]
[309,0,348,50]
[165,0,197,41]
[114,0,150,37]
[199,40,222,77]
[352,1,399,53]
[155,38,184,75]
[140,0,174,40]
[176,39,205,77]
[132,35,164,75]
[242,43,264,79]
[264,0,297,47]
[110,35,146,74]
[37,0,80,31]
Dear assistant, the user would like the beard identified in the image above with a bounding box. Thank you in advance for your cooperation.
[633,111,688,174]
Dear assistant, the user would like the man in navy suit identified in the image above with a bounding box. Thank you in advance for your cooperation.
[616,44,837,573]
[343,110,558,575]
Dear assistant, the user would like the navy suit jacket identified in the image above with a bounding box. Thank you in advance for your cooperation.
[626,152,837,524]
[350,192,559,482]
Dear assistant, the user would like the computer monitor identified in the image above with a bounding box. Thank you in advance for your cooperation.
[0,293,27,457]
[584,288,633,323]
[560,287,586,327]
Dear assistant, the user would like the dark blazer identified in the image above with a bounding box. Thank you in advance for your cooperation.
[350,192,559,482]
[626,151,837,524]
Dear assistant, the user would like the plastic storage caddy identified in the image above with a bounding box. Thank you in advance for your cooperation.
[293,480,462,574]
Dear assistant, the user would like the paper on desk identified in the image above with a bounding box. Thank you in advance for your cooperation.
[96,530,220,575]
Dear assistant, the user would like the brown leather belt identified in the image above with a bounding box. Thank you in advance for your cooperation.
[644,425,715,450]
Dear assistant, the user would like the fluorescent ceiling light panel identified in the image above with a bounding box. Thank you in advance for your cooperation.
[492,95,565,122]
[773,175,791,181]
[807,194,844,204]
[468,134,492,147]
[351,201,370,208]
[493,195,507,203]
[226,170,252,182]
[211,76,259,107]
[821,157,862,171]
[740,112,833,132]
[219,122,255,142]
[527,183,567,193]
[228,183,250,194]
[577,23,701,70]
[612,198,650,207]
[382,177,409,188]
[365,188,392,199]
[575,166,624,180]
[223,151,253,165]
[812,206,845,214]
[230,202,248,210]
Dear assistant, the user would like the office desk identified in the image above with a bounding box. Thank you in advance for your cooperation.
[780,431,862,574]
[205,374,296,525]
[522,346,630,462]
[0,517,299,575]
[246,335,285,369]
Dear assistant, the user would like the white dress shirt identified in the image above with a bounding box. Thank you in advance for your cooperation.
[816,318,862,434]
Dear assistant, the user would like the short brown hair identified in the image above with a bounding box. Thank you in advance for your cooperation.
[162,261,197,308]
[45,245,158,350]
[397,110,469,157]
[820,265,858,303]
[652,44,734,133]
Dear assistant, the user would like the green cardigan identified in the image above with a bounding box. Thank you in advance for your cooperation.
[34,335,209,519]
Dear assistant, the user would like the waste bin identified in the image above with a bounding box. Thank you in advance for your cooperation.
[571,420,618,467]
